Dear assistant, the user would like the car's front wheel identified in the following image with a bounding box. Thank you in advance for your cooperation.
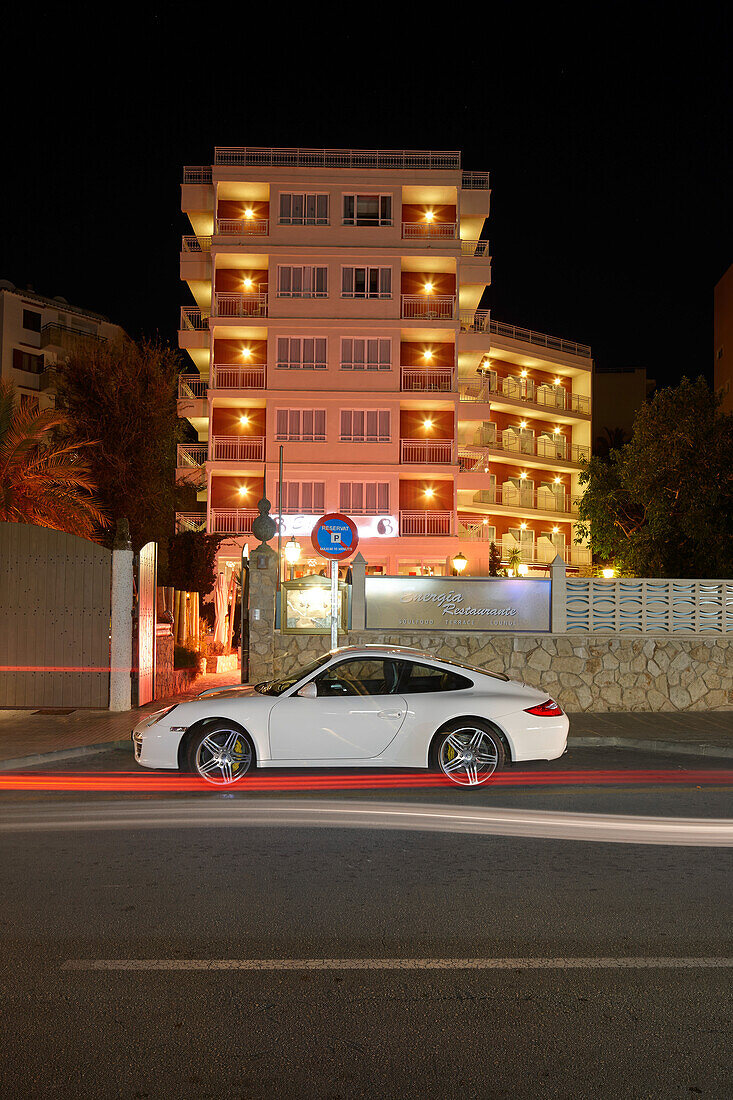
[432,723,505,787]
[185,723,254,785]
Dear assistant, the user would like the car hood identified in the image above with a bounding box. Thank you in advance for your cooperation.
[195,684,258,699]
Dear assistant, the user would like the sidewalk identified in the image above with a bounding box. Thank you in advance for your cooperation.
[0,670,241,769]
[0,689,732,770]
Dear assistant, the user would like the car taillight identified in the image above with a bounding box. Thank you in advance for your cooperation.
[524,698,563,717]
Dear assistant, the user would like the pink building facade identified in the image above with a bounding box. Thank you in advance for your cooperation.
[176,148,592,576]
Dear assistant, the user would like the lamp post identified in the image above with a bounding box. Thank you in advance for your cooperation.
[451,551,467,577]
[284,536,301,580]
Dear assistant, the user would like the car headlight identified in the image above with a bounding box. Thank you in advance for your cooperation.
[138,704,178,730]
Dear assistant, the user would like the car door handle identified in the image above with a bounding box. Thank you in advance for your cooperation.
[378,710,403,720]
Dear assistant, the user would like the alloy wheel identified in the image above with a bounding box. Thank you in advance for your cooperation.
[194,729,252,785]
[438,727,499,786]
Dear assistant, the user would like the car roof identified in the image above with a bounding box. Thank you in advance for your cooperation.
[327,644,509,682]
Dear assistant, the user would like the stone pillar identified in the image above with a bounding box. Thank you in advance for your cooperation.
[351,551,366,631]
[248,543,278,683]
[550,554,567,634]
[110,519,134,711]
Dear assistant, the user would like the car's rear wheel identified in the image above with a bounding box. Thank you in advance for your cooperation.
[185,723,254,786]
[432,723,505,787]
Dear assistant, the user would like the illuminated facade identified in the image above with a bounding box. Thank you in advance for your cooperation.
[176,148,592,575]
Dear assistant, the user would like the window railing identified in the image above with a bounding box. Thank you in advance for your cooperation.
[215,218,269,236]
[400,367,454,392]
[210,509,258,535]
[178,375,208,398]
[181,235,211,253]
[176,444,208,468]
[211,364,266,389]
[179,308,208,331]
[39,323,106,349]
[213,292,268,318]
[210,436,265,462]
[214,148,463,170]
[401,439,454,464]
[399,510,452,536]
[175,512,207,532]
[500,543,592,567]
[402,222,458,239]
[401,294,456,320]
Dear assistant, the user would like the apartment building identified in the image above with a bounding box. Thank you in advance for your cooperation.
[0,281,124,411]
[176,148,592,576]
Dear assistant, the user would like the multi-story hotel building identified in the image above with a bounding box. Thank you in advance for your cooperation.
[176,148,592,576]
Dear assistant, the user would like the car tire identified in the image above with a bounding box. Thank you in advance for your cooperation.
[430,721,505,787]
[184,721,255,786]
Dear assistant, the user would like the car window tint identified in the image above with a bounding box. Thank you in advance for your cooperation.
[399,661,473,694]
[316,658,398,697]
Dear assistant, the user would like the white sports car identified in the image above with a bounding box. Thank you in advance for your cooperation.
[132,645,568,787]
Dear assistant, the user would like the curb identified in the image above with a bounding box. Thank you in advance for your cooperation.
[0,739,132,772]
[568,735,733,760]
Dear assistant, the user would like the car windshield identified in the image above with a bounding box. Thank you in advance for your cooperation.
[255,653,334,697]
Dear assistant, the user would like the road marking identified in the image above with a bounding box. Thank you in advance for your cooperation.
[2,799,732,846]
[62,957,733,972]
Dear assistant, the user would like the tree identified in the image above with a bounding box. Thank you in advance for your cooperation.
[54,337,183,551]
[488,541,502,577]
[505,546,523,576]
[576,377,733,577]
[0,380,107,539]
[163,530,225,597]
[594,425,630,459]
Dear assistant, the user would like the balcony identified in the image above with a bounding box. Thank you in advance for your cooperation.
[399,511,452,536]
[176,444,207,469]
[180,308,208,331]
[175,512,206,533]
[460,240,491,259]
[472,487,579,517]
[461,172,490,190]
[401,439,454,464]
[210,509,258,535]
[490,319,592,360]
[182,167,213,184]
[181,236,211,253]
[459,377,590,416]
[458,435,590,468]
[400,367,454,392]
[500,542,592,568]
[210,436,265,462]
[211,364,266,389]
[214,148,463,170]
[40,322,106,352]
[459,309,490,333]
[215,218,269,237]
[402,222,458,239]
[178,375,208,398]
[401,295,456,321]
[213,293,268,319]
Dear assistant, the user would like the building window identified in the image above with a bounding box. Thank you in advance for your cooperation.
[12,349,44,374]
[279,193,329,225]
[339,482,390,513]
[339,409,391,443]
[276,337,327,370]
[275,408,327,442]
[342,194,392,226]
[277,266,328,298]
[22,309,42,332]
[341,266,392,299]
[340,338,391,371]
[276,481,325,513]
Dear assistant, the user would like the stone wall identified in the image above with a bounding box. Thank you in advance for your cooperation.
[271,631,733,712]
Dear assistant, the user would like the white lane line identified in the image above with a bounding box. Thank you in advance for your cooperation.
[62,957,733,971]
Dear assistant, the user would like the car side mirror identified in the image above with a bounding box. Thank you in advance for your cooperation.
[297,681,318,699]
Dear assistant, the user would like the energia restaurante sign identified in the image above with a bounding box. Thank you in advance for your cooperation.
[365,577,551,633]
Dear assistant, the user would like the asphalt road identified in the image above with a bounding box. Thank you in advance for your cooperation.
[1,747,731,1099]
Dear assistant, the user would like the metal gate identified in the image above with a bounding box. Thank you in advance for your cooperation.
[0,522,112,707]
[136,541,157,706]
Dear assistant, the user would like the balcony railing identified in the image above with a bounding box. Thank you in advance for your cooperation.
[402,222,458,239]
[401,294,456,321]
[459,377,590,415]
[461,171,491,190]
[489,319,592,359]
[211,364,266,389]
[40,323,106,350]
[472,488,579,516]
[178,375,208,398]
[460,239,491,259]
[458,436,590,467]
[214,148,463,170]
[179,308,208,331]
[175,512,206,533]
[500,543,592,568]
[459,309,490,333]
[215,218,269,236]
[181,235,212,253]
[210,436,265,462]
[457,520,495,541]
[210,509,258,535]
[182,166,212,184]
[399,510,452,536]
[401,439,454,464]
[176,444,208,468]
[400,367,454,392]
[214,292,268,318]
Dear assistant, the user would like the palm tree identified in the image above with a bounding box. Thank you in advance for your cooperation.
[0,381,108,539]
[505,545,523,576]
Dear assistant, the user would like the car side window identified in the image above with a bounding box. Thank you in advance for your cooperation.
[316,658,399,697]
[399,661,473,694]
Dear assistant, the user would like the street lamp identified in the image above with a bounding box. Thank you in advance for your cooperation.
[452,552,468,576]
[284,536,301,580]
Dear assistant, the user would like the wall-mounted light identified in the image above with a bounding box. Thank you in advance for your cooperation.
[554,377,561,386]
[423,418,433,430]
[239,414,250,427]
[241,347,252,360]
[520,421,527,429]
[520,522,528,530]
[552,526,559,534]
[554,476,561,484]
[244,208,254,220]
[553,426,561,434]
[519,471,527,480]
[482,518,488,525]
[424,487,434,498]
[520,369,528,378]
[424,210,435,223]
[238,486,248,497]
[242,277,254,290]
[451,552,468,575]
[423,349,433,362]
[424,281,434,294]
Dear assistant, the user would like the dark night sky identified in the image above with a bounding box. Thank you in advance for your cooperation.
[4,5,731,386]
